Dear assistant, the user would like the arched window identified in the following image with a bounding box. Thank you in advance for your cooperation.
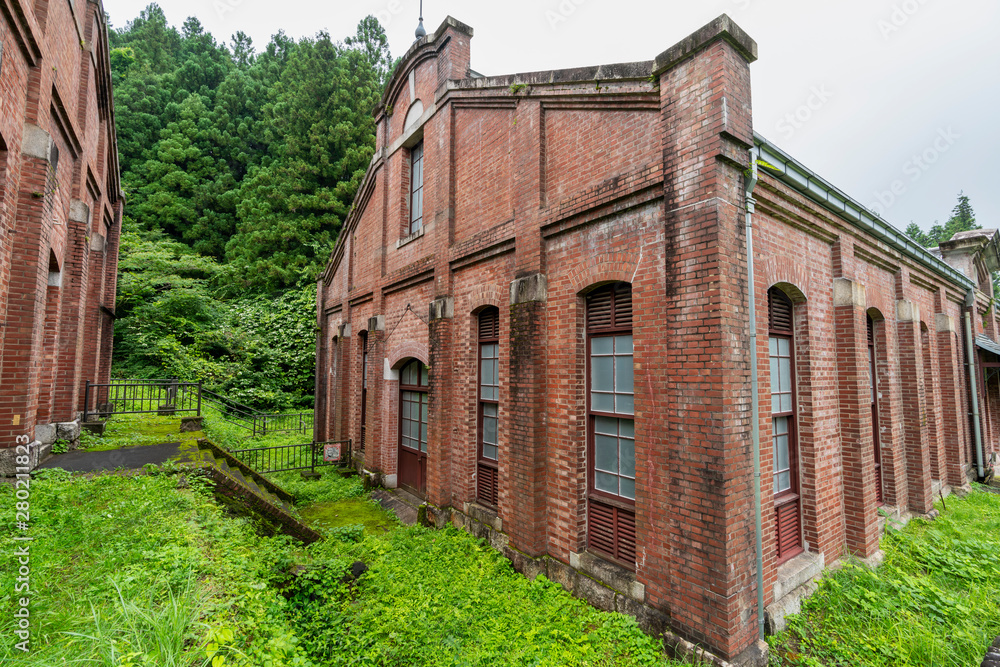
[398,359,429,494]
[586,283,636,567]
[769,287,802,562]
[868,315,884,504]
[477,307,500,507]
[409,141,424,235]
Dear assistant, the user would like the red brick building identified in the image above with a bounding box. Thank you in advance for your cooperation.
[0,0,122,472]
[315,15,999,664]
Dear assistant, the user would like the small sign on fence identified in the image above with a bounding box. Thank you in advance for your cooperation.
[323,443,342,463]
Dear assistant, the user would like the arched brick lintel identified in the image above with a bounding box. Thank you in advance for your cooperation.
[567,251,641,296]
[388,341,429,370]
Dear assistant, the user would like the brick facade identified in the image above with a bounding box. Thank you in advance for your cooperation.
[0,0,122,470]
[316,15,998,664]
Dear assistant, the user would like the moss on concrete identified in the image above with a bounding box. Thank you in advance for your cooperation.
[299,497,397,535]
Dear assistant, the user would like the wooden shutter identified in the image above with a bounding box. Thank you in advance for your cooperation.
[613,283,632,328]
[768,288,793,334]
[775,500,801,561]
[479,308,499,340]
[477,462,498,507]
[587,283,632,332]
[588,499,636,565]
[867,316,875,347]
[587,288,613,330]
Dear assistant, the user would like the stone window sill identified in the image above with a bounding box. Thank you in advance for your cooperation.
[774,549,824,603]
[396,226,424,249]
[570,550,645,602]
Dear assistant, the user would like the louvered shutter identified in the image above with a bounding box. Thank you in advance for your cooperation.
[477,462,498,507]
[867,316,875,347]
[588,499,636,565]
[479,307,499,340]
[768,288,793,334]
[587,288,613,330]
[613,283,632,329]
[775,500,801,560]
[587,283,632,332]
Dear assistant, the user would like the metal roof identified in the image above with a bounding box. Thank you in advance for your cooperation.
[975,334,1000,358]
[753,134,976,292]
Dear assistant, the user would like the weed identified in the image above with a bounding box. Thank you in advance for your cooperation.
[771,486,1000,666]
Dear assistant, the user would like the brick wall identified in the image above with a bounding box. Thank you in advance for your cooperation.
[0,0,122,454]
[315,14,989,664]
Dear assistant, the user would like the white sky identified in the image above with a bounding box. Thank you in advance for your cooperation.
[102,0,1000,234]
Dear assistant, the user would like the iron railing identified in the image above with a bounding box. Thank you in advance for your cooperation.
[83,379,201,423]
[84,379,312,437]
[200,389,313,436]
[228,439,352,475]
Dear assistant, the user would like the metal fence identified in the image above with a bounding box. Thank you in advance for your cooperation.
[200,389,313,437]
[85,379,313,437]
[83,379,201,423]
[228,439,352,475]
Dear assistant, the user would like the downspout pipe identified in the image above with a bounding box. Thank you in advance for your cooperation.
[745,148,765,640]
[964,289,986,480]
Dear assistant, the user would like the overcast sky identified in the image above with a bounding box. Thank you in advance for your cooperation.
[102,0,999,234]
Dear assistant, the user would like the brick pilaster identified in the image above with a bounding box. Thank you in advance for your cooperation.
[897,300,933,513]
[427,297,454,508]
[832,279,880,557]
[507,276,547,556]
[935,312,969,488]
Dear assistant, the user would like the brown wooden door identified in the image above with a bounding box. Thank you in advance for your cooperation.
[398,360,428,496]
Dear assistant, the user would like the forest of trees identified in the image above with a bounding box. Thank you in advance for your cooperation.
[108,5,394,409]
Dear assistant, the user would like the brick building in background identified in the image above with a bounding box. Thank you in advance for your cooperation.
[0,0,123,472]
[315,15,1000,664]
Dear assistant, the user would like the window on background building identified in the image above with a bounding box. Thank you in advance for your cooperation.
[586,282,636,567]
[409,141,424,235]
[477,307,500,507]
[768,287,802,562]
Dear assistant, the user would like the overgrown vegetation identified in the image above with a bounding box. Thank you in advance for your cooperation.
[108,5,394,409]
[769,487,1000,666]
[1,464,685,665]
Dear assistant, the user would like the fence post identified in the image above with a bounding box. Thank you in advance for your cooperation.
[311,440,317,475]
[262,415,266,436]
[197,382,202,416]
[84,381,90,423]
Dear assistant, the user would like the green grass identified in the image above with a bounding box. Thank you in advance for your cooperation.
[80,412,204,451]
[769,486,1000,666]
[0,469,313,666]
[291,524,686,667]
[1,469,688,667]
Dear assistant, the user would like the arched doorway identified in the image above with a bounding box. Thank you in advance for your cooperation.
[398,359,429,495]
